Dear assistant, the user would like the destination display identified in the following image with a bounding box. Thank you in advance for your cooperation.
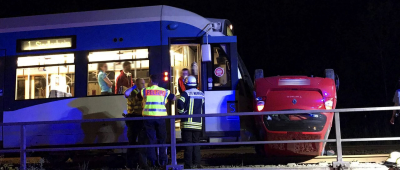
[18,36,75,51]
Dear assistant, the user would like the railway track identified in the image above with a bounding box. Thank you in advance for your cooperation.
[176,146,391,166]
[0,145,395,169]
[302,154,388,164]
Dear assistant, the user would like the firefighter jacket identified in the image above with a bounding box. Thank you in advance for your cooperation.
[177,88,204,130]
[178,76,186,94]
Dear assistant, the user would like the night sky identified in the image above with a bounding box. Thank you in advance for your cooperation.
[2,0,400,141]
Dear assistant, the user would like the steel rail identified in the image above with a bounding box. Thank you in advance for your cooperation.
[1,106,400,169]
[1,106,400,127]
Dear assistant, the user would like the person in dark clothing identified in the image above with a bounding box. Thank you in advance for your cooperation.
[390,80,400,124]
[116,61,134,94]
[177,75,204,169]
[124,78,146,169]
[137,75,176,167]
[178,68,190,94]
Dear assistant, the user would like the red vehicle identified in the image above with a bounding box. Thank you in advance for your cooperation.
[254,69,338,156]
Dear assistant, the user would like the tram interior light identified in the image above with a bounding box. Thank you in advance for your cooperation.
[18,54,74,67]
[88,49,148,62]
[230,24,233,30]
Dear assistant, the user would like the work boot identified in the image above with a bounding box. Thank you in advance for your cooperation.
[160,160,167,166]
[150,160,157,167]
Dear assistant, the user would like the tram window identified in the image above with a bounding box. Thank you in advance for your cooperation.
[212,46,231,88]
[15,54,75,100]
[87,49,149,96]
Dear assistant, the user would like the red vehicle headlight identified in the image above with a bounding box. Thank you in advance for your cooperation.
[257,100,265,111]
[324,98,334,110]
[255,96,266,111]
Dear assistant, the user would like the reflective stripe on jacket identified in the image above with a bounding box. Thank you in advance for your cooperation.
[177,88,204,130]
[141,85,170,116]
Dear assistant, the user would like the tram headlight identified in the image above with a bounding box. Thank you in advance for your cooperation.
[324,98,334,110]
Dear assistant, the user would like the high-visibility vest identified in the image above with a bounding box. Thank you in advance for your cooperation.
[141,85,170,116]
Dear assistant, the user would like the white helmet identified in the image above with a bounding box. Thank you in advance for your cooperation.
[185,76,197,87]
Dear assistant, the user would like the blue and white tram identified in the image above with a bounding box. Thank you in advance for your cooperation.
[0,5,254,149]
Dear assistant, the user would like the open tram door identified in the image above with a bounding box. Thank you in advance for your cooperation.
[169,42,202,139]
[169,39,243,140]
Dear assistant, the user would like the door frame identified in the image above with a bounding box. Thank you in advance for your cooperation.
[0,49,6,147]
[168,38,205,139]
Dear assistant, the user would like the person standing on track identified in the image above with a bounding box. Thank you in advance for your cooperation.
[177,75,204,169]
[124,78,146,169]
[391,80,400,124]
[140,74,175,167]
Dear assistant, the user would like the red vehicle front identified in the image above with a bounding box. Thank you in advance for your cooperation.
[254,70,337,156]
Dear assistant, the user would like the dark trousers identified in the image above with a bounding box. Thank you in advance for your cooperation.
[182,130,201,167]
[143,119,167,162]
[126,117,146,168]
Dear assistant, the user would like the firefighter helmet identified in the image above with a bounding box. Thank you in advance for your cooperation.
[185,76,197,87]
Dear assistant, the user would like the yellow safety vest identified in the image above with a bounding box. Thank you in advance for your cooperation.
[141,85,170,116]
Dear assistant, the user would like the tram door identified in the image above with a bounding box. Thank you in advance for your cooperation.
[169,44,201,138]
[0,50,5,146]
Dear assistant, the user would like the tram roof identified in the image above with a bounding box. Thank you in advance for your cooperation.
[0,5,223,35]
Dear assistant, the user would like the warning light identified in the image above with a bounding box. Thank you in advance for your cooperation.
[163,72,169,81]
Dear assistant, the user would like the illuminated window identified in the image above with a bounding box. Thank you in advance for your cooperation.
[15,53,75,100]
[87,49,149,96]
[212,46,231,88]
[170,45,201,95]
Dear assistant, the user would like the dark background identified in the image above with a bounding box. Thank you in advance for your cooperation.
[2,0,400,142]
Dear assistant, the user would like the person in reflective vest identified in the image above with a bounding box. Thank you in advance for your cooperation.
[140,74,175,167]
[124,78,146,169]
[177,75,204,169]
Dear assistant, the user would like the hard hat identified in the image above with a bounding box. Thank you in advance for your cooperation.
[390,151,400,159]
[185,76,197,87]
[385,151,400,165]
